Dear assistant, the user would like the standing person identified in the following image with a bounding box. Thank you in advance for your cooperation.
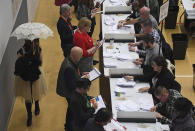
[70,78,98,131]
[76,0,99,37]
[14,39,47,127]
[84,108,112,131]
[73,17,101,74]
[56,46,83,131]
[57,4,76,57]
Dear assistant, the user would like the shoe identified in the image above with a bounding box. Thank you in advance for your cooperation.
[25,102,32,127]
[35,101,40,116]
[27,115,32,127]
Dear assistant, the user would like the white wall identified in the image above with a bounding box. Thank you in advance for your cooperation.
[27,0,40,21]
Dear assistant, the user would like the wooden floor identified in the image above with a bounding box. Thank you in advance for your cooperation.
[8,1,195,131]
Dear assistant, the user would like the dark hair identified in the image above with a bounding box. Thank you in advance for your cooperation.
[140,34,154,44]
[174,97,193,113]
[76,78,91,89]
[154,86,168,97]
[142,19,153,28]
[152,56,167,68]
[95,108,112,123]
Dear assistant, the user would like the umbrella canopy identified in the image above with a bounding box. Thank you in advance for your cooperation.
[11,22,53,41]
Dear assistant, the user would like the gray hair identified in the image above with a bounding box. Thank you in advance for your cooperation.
[60,4,70,15]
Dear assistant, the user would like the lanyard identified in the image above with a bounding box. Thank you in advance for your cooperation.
[61,16,73,31]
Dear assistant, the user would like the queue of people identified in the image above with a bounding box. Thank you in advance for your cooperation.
[13,1,195,131]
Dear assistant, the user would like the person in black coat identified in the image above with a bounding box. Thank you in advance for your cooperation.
[56,46,83,131]
[84,108,112,131]
[125,56,181,101]
[57,4,76,57]
[70,78,97,131]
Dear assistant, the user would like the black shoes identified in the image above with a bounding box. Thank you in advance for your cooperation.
[35,101,40,116]
[93,60,99,65]
[25,102,32,127]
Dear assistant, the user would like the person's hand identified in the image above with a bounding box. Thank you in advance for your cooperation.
[88,46,97,54]
[139,87,149,93]
[124,76,134,81]
[128,42,135,47]
[156,112,163,119]
[117,23,123,29]
[133,59,142,65]
[129,46,136,52]
[92,103,98,109]
[126,1,131,6]
[150,106,156,112]
[118,20,126,23]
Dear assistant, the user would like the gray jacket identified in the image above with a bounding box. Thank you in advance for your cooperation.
[56,57,80,98]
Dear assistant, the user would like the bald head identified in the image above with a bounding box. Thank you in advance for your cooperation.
[140,6,150,19]
[70,46,83,63]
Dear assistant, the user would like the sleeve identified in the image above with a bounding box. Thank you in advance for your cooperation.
[71,100,95,123]
[64,67,77,90]
[156,102,163,110]
[57,22,73,41]
[160,116,172,124]
[136,49,146,56]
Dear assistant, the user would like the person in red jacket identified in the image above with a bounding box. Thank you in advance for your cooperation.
[73,17,101,74]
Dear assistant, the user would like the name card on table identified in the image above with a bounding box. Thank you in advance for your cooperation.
[105,6,132,14]
[104,33,135,42]
[109,68,143,78]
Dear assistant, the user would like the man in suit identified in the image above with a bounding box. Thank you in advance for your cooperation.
[57,4,76,57]
[56,46,83,131]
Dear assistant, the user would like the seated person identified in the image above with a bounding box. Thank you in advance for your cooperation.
[70,78,98,131]
[84,108,112,131]
[118,6,158,31]
[130,34,162,68]
[150,86,182,124]
[170,97,195,131]
[125,56,181,100]
[129,19,161,55]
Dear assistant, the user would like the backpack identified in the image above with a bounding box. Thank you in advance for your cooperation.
[14,55,41,82]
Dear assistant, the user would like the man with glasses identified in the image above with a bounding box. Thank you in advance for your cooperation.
[150,86,182,124]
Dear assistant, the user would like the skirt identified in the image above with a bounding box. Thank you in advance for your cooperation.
[79,56,93,74]
[14,68,47,102]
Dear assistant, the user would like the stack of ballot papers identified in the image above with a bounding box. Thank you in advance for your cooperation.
[104,62,117,68]
[138,98,153,111]
[103,53,116,58]
[116,100,140,112]
[116,54,134,61]
[90,95,106,113]
[116,78,136,87]
[104,16,116,26]
[104,119,127,131]
[132,127,156,131]
[109,0,125,6]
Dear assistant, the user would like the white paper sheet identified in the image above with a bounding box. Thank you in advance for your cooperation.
[104,62,117,68]
[81,68,101,81]
[91,95,106,113]
[116,78,136,87]
[104,119,127,131]
[116,100,140,111]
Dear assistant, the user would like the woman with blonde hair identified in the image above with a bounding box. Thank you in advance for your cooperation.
[14,39,47,127]
[76,0,99,37]
[73,17,101,74]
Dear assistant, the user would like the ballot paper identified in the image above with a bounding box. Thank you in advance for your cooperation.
[104,16,116,26]
[116,54,135,61]
[81,68,101,81]
[116,78,136,87]
[116,100,140,112]
[138,98,153,111]
[109,0,125,6]
[90,95,106,113]
[104,62,117,68]
[132,127,155,131]
[104,119,127,131]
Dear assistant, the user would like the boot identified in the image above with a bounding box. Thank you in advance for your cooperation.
[25,102,32,127]
[35,100,40,116]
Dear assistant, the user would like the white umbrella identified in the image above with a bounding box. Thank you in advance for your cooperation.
[11,22,54,41]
